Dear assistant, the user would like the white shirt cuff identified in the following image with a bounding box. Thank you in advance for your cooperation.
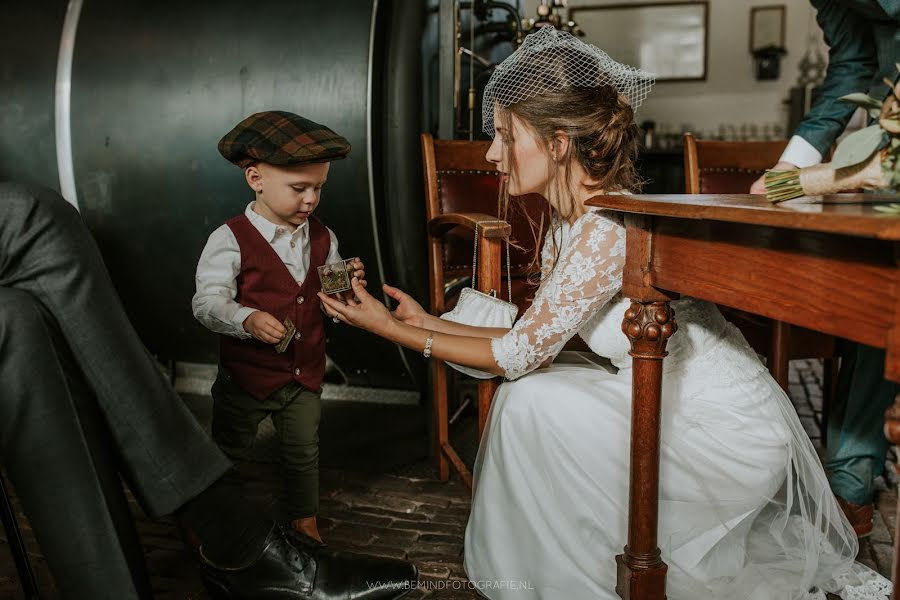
[779,136,823,168]
[232,306,258,338]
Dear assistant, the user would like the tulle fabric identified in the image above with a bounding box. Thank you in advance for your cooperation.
[464,211,885,599]
[464,334,878,598]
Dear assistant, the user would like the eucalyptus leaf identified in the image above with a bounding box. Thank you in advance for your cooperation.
[874,204,900,214]
[870,106,885,119]
[838,93,883,111]
[831,125,886,169]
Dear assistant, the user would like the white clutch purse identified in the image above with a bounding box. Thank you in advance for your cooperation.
[439,220,518,379]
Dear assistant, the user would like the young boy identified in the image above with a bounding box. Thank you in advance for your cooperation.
[193,110,364,543]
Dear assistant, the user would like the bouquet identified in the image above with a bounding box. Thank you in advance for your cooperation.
[766,66,900,205]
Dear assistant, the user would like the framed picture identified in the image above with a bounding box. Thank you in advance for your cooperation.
[569,1,709,82]
[750,5,785,53]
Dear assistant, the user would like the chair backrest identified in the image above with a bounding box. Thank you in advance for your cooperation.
[421,133,546,314]
[683,133,787,194]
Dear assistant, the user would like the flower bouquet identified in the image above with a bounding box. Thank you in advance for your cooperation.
[766,67,900,207]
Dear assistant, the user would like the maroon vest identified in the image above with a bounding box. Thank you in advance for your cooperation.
[220,214,329,400]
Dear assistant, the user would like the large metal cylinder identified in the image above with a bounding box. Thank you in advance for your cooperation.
[0,0,426,391]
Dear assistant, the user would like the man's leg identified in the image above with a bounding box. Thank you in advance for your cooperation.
[0,287,151,599]
[0,183,417,597]
[826,342,899,532]
[0,183,230,517]
[0,184,270,565]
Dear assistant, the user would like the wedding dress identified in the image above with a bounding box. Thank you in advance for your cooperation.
[464,209,891,599]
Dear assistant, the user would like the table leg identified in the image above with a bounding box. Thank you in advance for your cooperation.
[616,301,677,600]
[885,393,900,600]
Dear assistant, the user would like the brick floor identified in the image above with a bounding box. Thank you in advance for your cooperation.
[0,360,895,599]
[790,360,897,586]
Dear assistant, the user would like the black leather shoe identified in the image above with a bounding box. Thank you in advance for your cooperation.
[198,524,418,599]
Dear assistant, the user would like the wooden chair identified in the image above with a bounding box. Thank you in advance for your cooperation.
[683,133,839,425]
[421,133,548,487]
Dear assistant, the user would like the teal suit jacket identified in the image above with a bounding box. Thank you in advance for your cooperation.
[796,0,900,155]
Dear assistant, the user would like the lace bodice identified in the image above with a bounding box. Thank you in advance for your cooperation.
[491,210,625,380]
[490,210,765,382]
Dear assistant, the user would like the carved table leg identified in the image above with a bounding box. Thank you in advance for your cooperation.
[616,301,677,600]
[885,393,900,600]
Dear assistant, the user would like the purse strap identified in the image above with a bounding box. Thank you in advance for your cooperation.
[472,220,513,303]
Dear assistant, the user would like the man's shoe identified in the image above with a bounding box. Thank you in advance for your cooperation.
[198,524,418,599]
[836,496,874,538]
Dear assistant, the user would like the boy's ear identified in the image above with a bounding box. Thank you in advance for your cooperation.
[244,164,263,193]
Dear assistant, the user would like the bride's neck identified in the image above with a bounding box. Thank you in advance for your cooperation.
[566,166,603,225]
[543,160,607,225]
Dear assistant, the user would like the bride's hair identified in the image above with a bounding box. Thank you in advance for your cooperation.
[497,82,643,281]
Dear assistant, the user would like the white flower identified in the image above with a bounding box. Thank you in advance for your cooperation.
[561,251,597,287]
[492,332,533,380]
[588,224,608,252]
[533,322,555,345]
[552,304,583,332]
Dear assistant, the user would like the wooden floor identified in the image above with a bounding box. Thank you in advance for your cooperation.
[0,360,895,599]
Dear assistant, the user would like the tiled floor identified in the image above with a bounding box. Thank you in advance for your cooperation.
[0,360,895,599]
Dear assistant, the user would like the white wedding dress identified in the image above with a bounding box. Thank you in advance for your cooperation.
[464,210,892,599]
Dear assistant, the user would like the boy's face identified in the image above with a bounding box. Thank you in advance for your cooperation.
[245,161,330,227]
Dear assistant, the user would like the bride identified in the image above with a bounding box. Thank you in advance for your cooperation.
[319,27,890,600]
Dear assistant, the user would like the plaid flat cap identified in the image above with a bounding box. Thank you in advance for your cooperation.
[218,110,351,168]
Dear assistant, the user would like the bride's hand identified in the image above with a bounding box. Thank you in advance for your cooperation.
[383,283,427,327]
[318,277,394,335]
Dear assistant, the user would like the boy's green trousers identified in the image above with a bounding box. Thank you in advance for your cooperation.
[211,368,322,519]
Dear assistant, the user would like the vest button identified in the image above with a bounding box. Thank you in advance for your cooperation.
[294,368,300,376]
[294,332,302,341]
[296,296,304,304]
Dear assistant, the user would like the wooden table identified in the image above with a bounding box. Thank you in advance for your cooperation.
[584,193,900,600]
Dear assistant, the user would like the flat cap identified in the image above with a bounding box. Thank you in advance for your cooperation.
[218,110,351,168]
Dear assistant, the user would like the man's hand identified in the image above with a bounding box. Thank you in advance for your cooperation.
[243,311,287,344]
[750,161,797,194]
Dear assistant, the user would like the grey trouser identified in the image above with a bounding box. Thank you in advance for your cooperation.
[0,183,231,598]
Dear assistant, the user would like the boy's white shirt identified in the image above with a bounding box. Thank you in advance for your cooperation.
[193,202,342,339]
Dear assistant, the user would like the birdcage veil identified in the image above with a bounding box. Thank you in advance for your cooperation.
[482,26,655,136]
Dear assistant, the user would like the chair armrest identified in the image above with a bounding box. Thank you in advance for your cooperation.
[428,213,511,239]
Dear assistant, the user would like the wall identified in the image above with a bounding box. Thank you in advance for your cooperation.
[522,0,828,138]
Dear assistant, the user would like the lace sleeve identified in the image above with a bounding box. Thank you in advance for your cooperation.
[491,211,624,380]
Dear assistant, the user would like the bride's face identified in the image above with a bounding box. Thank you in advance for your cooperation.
[485,112,550,198]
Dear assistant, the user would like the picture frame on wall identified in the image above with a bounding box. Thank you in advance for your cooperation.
[569,1,709,82]
[750,5,786,53]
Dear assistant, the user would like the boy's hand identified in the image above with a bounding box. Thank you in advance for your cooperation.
[243,311,287,344]
[337,258,367,304]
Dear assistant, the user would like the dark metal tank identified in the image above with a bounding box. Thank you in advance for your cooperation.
[0,0,427,392]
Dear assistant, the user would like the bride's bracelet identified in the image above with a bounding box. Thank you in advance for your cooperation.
[423,333,434,358]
